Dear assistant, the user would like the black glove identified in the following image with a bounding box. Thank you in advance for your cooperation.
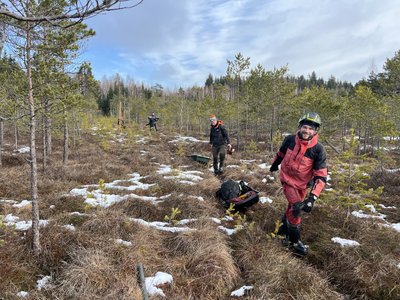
[292,201,304,218]
[269,162,279,172]
[302,194,317,213]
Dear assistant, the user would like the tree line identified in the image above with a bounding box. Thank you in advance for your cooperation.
[95,51,400,154]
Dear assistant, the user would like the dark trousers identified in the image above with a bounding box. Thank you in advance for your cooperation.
[212,145,226,171]
[150,124,157,131]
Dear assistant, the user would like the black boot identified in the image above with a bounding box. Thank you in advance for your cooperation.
[276,216,289,246]
[218,157,225,174]
[291,240,308,256]
[288,224,308,256]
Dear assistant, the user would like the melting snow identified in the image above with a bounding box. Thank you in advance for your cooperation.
[351,210,386,220]
[168,135,205,143]
[115,239,132,247]
[12,200,32,208]
[4,214,49,231]
[331,237,360,247]
[15,146,30,154]
[145,272,173,297]
[37,275,52,290]
[259,197,273,204]
[231,285,253,297]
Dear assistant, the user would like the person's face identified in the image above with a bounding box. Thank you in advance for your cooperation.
[299,124,316,140]
[210,118,217,126]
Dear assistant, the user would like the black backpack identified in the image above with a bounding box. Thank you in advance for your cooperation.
[218,179,241,201]
[216,180,259,211]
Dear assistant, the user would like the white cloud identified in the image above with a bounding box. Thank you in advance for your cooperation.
[82,0,400,88]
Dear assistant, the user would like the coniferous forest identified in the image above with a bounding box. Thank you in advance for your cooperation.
[1,1,400,299]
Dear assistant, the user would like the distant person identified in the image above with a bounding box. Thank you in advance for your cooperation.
[146,112,159,131]
[269,112,327,256]
[209,114,231,175]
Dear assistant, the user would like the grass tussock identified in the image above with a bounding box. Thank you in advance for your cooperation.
[233,232,343,300]
[48,195,87,216]
[113,198,164,221]
[0,235,39,293]
[164,219,240,299]
[158,194,218,220]
[80,209,131,238]
[0,166,31,199]
[311,221,400,299]
[54,247,142,299]
[36,223,92,274]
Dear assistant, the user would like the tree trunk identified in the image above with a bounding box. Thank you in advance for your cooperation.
[235,84,240,151]
[63,106,68,165]
[324,138,341,154]
[269,107,275,153]
[14,118,18,150]
[341,121,346,151]
[26,28,41,256]
[72,111,76,148]
[42,121,46,173]
[44,99,52,155]
[0,117,3,166]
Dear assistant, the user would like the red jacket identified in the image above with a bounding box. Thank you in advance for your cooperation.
[271,132,327,197]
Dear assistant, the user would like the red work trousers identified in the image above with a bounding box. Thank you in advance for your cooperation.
[282,183,307,226]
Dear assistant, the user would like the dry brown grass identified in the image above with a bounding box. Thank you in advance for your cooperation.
[2,128,400,299]
[232,231,344,300]
[0,233,39,294]
[163,219,240,299]
[54,247,142,299]
[113,198,164,221]
[303,202,400,299]
[312,219,400,299]
[0,165,31,199]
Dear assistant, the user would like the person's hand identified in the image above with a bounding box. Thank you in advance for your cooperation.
[292,201,304,217]
[269,162,279,172]
[302,194,317,213]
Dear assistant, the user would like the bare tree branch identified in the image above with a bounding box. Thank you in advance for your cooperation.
[0,0,144,24]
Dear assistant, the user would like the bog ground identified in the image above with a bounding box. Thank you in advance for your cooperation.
[1,128,400,299]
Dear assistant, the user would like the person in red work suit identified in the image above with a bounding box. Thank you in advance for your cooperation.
[270,112,327,255]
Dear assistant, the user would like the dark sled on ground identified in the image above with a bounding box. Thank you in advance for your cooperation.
[216,180,260,212]
[188,154,210,165]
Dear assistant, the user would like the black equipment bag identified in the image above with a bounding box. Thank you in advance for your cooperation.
[216,180,260,211]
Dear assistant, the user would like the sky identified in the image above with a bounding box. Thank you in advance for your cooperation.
[80,0,400,90]
[2,133,400,297]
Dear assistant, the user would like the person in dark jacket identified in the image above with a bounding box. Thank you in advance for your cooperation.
[209,114,231,175]
[146,112,159,131]
[270,112,327,256]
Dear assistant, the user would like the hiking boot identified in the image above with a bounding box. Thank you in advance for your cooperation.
[218,167,224,174]
[290,240,309,256]
[276,234,289,247]
[281,235,289,247]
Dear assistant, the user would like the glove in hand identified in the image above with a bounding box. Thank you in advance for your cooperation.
[302,194,317,213]
[269,163,279,172]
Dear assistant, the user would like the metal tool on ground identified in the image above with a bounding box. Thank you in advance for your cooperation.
[136,263,149,300]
